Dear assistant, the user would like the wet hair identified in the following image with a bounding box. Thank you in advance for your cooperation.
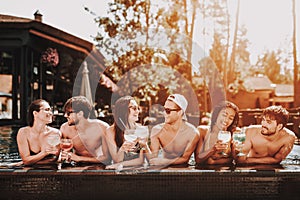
[113,96,135,148]
[63,96,92,119]
[263,105,289,128]
[210,101,239,132]
[27,99,48,127]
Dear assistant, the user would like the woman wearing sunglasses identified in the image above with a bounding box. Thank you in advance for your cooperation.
[195,101,240,165]
[17,99,61,166]
[105,96,151,170]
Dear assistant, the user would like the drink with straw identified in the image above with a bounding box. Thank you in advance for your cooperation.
[233,128,246,156]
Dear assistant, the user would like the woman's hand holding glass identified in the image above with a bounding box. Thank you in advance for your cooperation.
[46,134,60,158]
[120,140,137,153]
[123,129,147,153]
[210,140,229,159]
[217,131,232,157]
[122,134,141,153]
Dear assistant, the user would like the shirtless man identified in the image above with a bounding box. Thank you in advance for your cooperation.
[234,105,296,165]
[149,94,199,166]
[60,96,110,164]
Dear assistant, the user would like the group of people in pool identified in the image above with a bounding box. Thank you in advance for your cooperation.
[16,94,296,169]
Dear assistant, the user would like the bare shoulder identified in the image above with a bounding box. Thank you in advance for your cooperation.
[16,127,31,143]
[106,125,115,135]
[60,122,69,131]
[60,122,75,138]
[97,119,109,128]
[88,119,109,129]
[60,122,71,132]
[106,125,115,137]
[17,126,30,137]
[106,125,114,132]
[184,122,199,133]
[282,128,296,143]
[246,124,261,129]
[48,126,60,133]
[150,123,164,137]
[243,125,261,139]
[245,125,261,133]
[18,126,28,133]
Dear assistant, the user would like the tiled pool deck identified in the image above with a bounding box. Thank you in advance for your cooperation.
[1,165,300,200]
[1,145,300,200]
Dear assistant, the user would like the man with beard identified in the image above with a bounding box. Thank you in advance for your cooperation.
[60,96,110,164]
[234,105,296,165]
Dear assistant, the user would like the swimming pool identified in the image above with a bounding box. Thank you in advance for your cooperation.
[1,124,300,168]
[1,125,300,200]
[0,126,21,164]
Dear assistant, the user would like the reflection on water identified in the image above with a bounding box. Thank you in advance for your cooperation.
[0,126,21,163]
[280,145,300,171]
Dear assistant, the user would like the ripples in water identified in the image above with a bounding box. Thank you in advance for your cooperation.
[0,126,21,163]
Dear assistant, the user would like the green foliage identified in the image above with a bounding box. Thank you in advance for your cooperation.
[256,50,293,84]
[209,33,226,74]
[91,0,195,105]
[94,0,149,59]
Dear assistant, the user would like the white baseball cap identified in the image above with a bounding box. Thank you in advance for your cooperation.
[167,94,188,120]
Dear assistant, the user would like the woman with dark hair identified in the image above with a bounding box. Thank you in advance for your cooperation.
[195,101,240,165]
[17,99,61,166]
[105,96,151,170]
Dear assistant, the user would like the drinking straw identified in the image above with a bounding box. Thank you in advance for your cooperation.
[119,117,126,129]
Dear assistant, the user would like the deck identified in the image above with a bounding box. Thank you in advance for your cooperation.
[1,145,300,200]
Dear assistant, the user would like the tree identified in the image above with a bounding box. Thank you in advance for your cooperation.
[256,48,293,84]
[89,0,201,114]
[93,0,151,60]
[257,50,281,83]
[198,0,232,89]
[209,32,226,73]
[202,0,252,87]
[234,24,251,81]
[292,0,299,106]
[228,0,240,84]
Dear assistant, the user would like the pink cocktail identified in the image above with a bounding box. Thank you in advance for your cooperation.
[60,138,73,152]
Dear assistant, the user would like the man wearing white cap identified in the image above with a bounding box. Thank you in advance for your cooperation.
[149,94,200,166]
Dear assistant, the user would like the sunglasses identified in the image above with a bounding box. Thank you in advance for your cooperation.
[129,106,140,111]
[65,110,77,116]
[164,108,181,114]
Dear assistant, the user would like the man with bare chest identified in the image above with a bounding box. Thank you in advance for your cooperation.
[60,96,110,164]
[235,105,296,165]
[149,94,199,166]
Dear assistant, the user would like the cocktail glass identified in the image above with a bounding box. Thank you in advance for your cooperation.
[58,138,73,168]
[47,134,60,158]
[233,130,246,156]
[217,131,231,156]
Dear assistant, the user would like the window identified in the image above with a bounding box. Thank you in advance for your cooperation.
[0,50,13,119]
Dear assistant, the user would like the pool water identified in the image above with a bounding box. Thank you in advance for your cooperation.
[1,125,300,168]
[0,126,21,163]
